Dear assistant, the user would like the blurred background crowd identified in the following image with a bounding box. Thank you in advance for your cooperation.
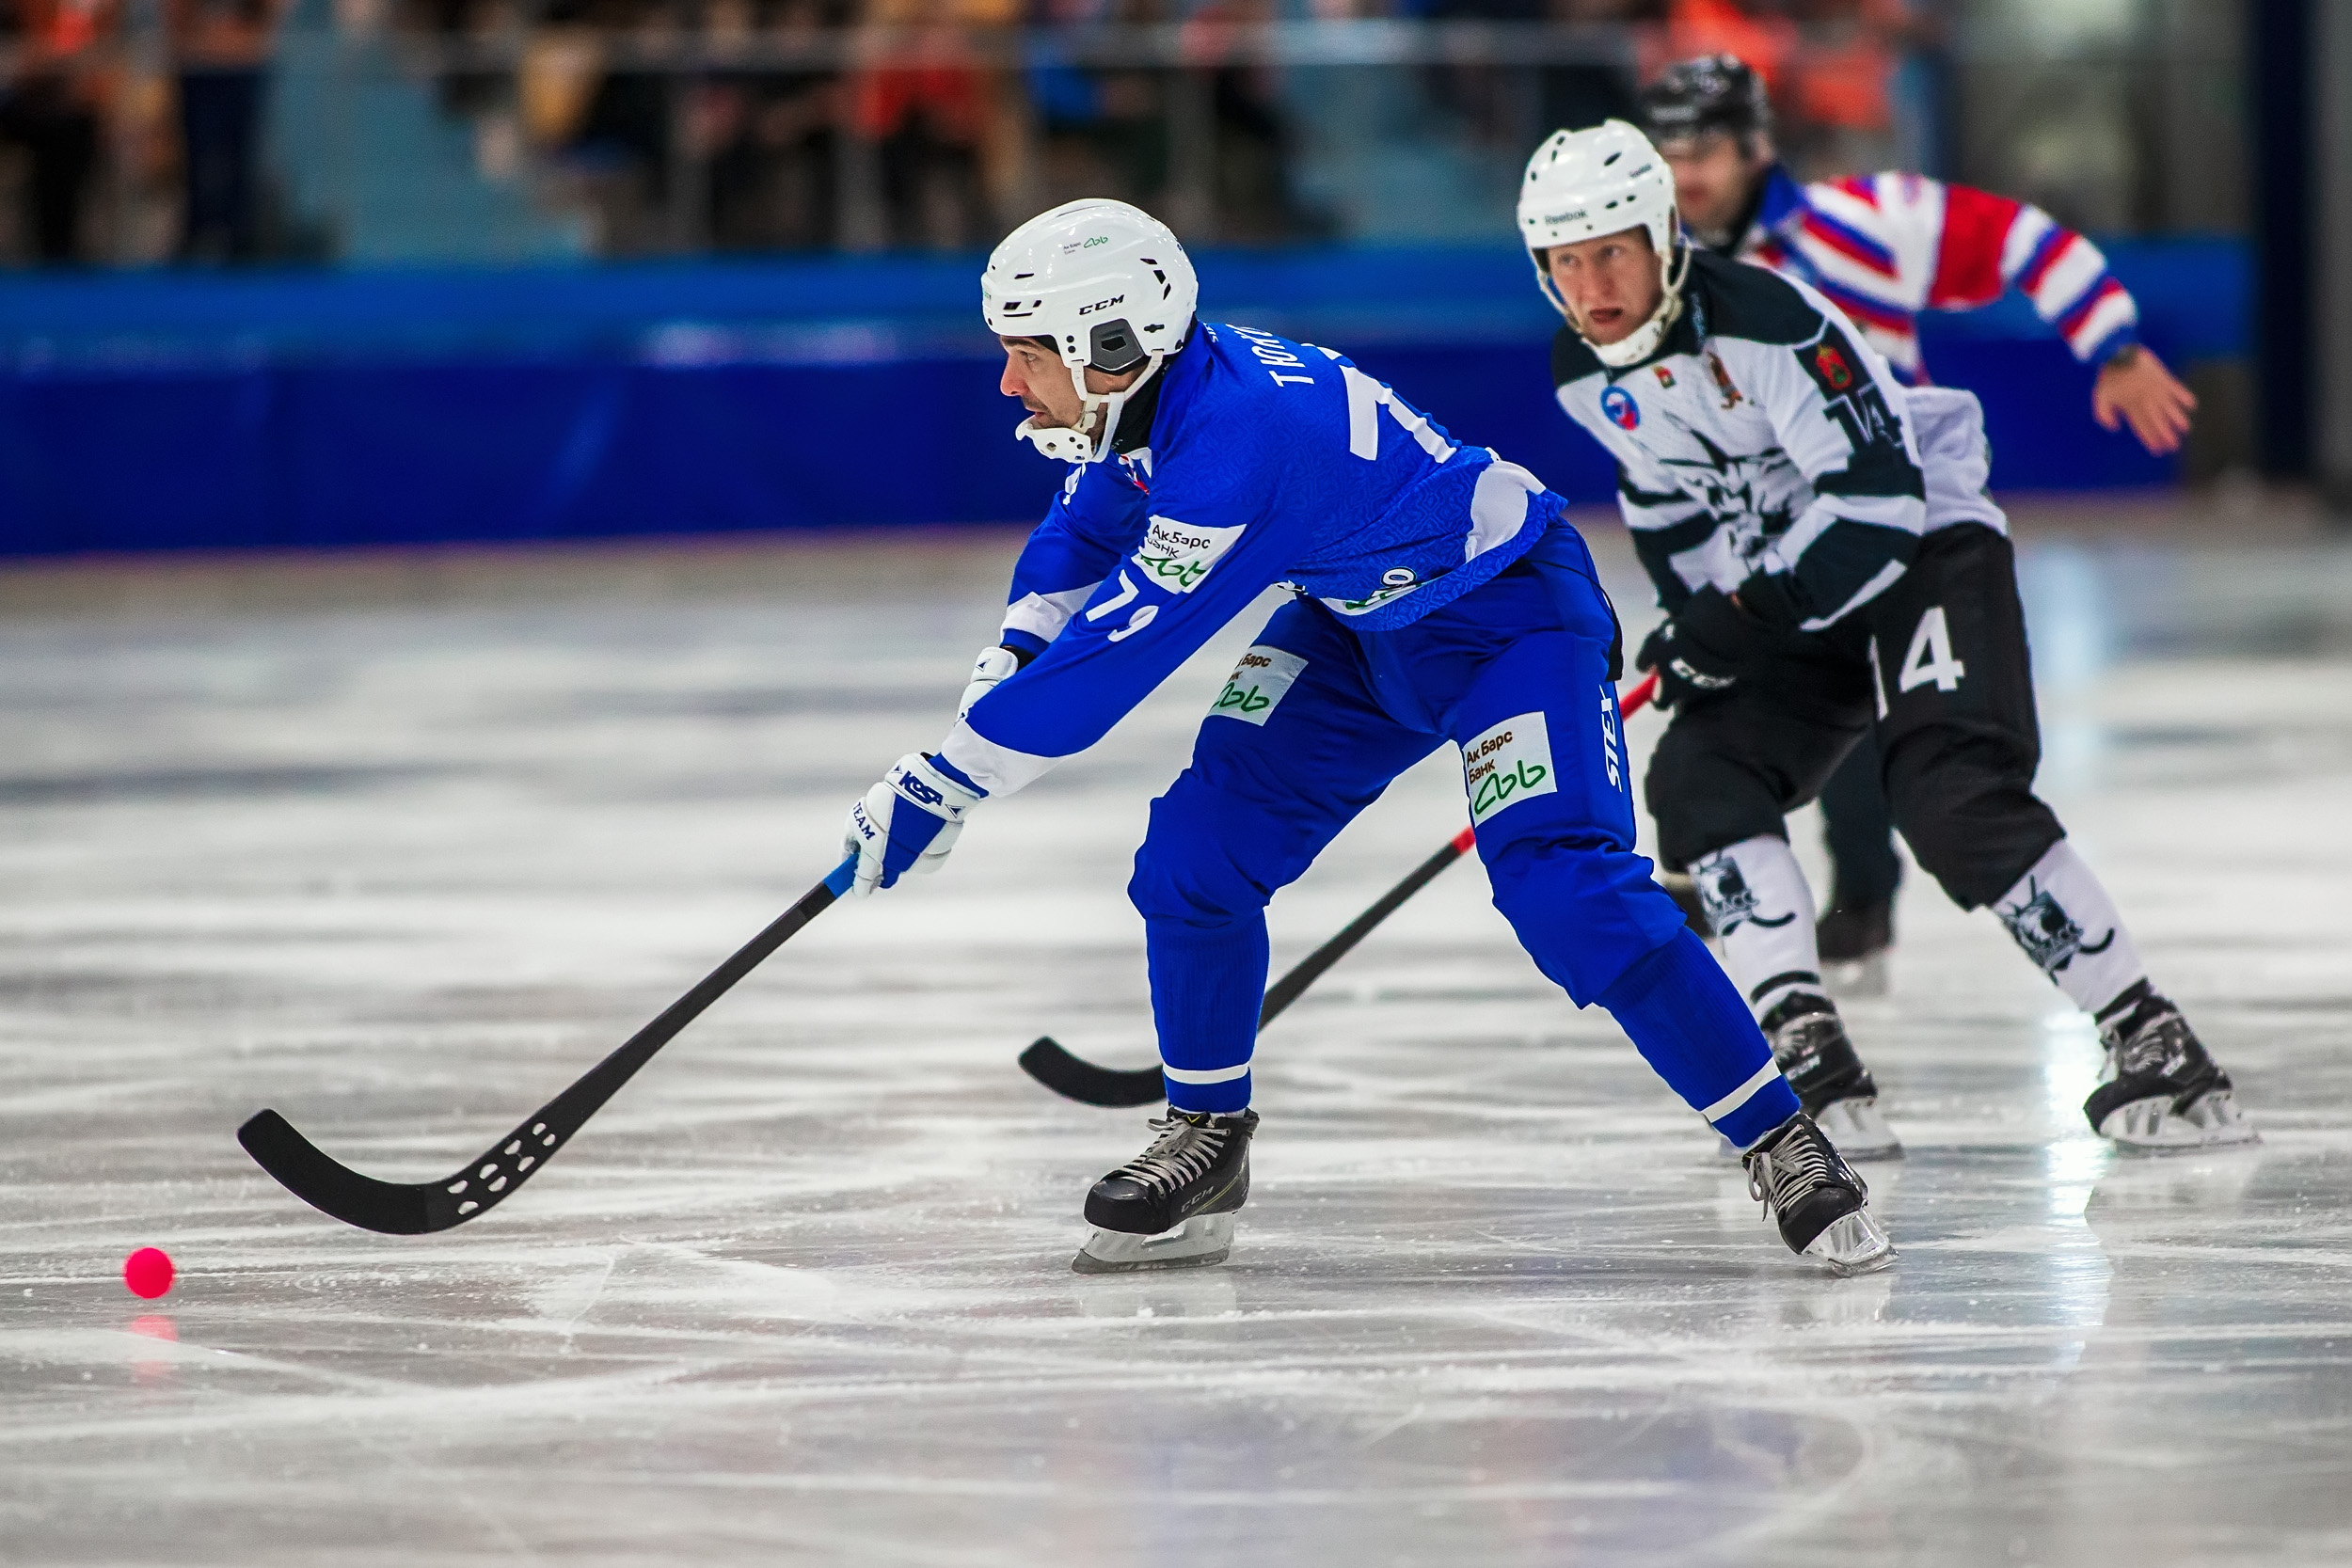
[0,0,2243,266]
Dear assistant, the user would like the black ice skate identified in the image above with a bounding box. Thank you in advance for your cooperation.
[1743,1111,1896,1276]
[1073,1107,1259,1275]
[2087,990,2257,1153]
[1817,897,1893,998]
[1759,992,1903,1160]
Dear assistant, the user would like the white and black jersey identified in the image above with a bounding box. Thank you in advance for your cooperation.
[1552,249,2003,633]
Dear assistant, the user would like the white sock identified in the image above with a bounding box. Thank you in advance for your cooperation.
[1991,840,2147,1015]
[1690,834,1826,1019]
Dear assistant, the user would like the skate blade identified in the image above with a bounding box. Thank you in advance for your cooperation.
[1804,1206,1897,1277]
[1815,1095,1904,1161]
[1821,952,1888,999]
[2099,1089,2261,1156]
[1071,1212,1236,1275]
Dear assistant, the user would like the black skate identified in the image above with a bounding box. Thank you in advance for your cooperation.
[1073,1108,1259,1275]
[1817,896,1893,998]
[1743,1111,1895,1275]
[1759,992,1902,1160]
[2087,991,2257,1153]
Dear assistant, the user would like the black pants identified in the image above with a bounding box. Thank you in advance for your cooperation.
[0,79,98,261]
[1646,525,2062,911]
[179,69,266,260]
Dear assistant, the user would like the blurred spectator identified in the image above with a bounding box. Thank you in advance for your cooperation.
[1639,0,1921,180]
[1647,0,1792,92]
[0,0,110,262]
[169,0,286,261]
[702,0,844,249]
[1783,0,1908,176]
[1541,0,1650,136]
[850,0,1021,250]
[1183,0,1311,241]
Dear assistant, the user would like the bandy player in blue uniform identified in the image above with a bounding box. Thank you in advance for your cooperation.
[839,198,1894,1276]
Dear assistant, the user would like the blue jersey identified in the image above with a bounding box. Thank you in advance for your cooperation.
[942,322,1565,798]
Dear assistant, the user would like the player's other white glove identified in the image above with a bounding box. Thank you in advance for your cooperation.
[957,642,1037,721]
[842,752,984,897]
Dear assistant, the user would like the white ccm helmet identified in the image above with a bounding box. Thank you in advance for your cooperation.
[1517,119,1690,368]
[981,198,1200,464]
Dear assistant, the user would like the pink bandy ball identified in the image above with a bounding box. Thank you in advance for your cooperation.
[123,1247,175,1300]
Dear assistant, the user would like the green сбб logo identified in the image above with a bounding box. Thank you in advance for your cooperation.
[1461,711,1559,823]
[1214,681,1273,716]
[1209,645,1305,727]
[1137,551,1211,591]
[1471,756,1548,817]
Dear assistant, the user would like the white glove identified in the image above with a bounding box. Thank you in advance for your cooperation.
[841,752,984,897]
[958,644,1027,721]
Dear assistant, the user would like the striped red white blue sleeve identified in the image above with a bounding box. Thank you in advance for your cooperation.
[1919,181,2139,364]
[1777,174,2140,372]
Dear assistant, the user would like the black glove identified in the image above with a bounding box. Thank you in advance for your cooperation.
[1636,587,1776,710]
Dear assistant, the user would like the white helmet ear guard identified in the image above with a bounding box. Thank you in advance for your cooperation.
[1517,119,1689,368]
[982,198,1200,463]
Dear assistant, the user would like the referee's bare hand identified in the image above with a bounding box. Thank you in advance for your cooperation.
[2092,344,2198,456]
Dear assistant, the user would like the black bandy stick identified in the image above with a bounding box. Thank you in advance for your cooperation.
[238,856,860,1235]
[1019,672,1662,1108]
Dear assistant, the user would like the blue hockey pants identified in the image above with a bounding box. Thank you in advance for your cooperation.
[1127,523,1799,1149]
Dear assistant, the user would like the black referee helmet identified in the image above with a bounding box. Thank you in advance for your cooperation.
[1642,54,1772,145]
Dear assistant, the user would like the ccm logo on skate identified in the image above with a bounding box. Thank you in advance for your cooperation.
[1462,712,1558,824]
[1211,645,1307,727]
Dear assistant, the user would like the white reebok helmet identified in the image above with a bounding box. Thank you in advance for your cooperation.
[1517,119,1690,368]
[981,198,1199,463]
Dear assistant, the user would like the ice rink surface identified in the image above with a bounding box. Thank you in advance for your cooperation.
[5,513,2352,1567]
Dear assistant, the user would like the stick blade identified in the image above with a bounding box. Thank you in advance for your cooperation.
[237,1109,447,1236]
[1017,1037,1167,1108]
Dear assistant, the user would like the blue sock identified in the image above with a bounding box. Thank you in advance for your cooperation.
[1598,928,1798,1150]
[1146,915,1267,1114]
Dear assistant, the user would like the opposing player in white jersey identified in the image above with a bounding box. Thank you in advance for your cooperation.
[839,197,1894,1276]
[1642,54,2201,992]
[1519,120,2253,1160]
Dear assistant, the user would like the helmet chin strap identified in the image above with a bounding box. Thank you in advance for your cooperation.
[1534,238,1692,370]
[1584,242,1691,369]
[1015,355,1167,464]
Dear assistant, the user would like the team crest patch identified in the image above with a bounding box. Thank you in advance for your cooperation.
[1210,645,1307,726]
[1134,515,1246,594]
[1600,385,1640,431]
[1995,879,2116,976]
[1462,713,1556,824]
[1813,342,1854,391]
[1652,365,1676,388]
[1691,851,1795,938]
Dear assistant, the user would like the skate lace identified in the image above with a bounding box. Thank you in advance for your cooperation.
[1746,1128,1834,1216]
[1109,1114,1228,1196]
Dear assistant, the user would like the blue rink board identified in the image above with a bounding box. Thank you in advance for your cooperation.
[0,240,2242,556]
